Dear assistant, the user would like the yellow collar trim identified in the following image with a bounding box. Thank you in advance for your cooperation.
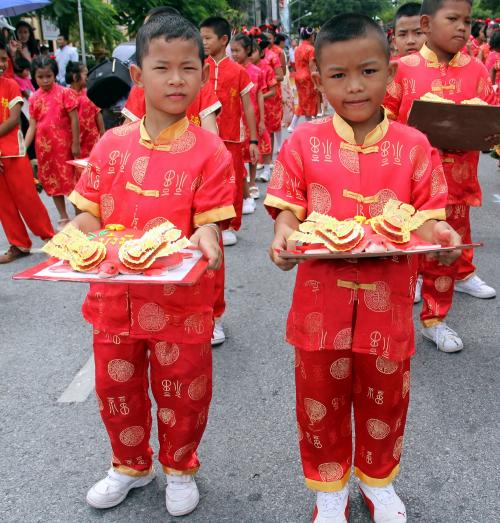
[419,43,462,67]
[332,109,389,150]
[139,117,189,150]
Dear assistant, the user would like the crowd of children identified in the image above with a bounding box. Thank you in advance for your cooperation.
[1,2,500,523]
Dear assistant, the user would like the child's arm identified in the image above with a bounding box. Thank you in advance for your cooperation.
[241,92,259,163]
[415,220,462,265]
[200,112,218,135]
[0,101,21,137]
[68,108,80,158]
[269,210,301,271]
[190,224,222,270]
[71,211,101,233]
[263,85,276,100]
[257,91,266,136]
[24,117,36,149]
[96,112,105,136]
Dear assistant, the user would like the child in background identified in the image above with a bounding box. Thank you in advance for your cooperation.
[13,56,36,161]
[385,0,497,353]
[252,35,277,183]
[0,41,54,263]
[200,16,259,247]
[69,15,235,516]
[230,33,271,206]
[25,57,80,229]
[392,2,427,58]
[66,61,105,158]
[485,30,500,100]
[266,14,461,523]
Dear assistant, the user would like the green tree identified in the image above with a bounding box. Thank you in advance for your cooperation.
[40,0,122,50]
[111,0,232,36]
[289,0,393,32]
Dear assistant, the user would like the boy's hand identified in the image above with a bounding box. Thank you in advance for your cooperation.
[269,229,299,271]
[190,225,222,270]
[258,121,266,136]
[72,143,81,158]
[427,221,462,265]
[249,143,259,164]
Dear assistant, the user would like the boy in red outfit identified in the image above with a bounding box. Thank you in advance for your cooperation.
[392,2,427,58]
[265,14,461,523]
[68,15,235,517]
[0,42,54,263]
[384,0,497,354]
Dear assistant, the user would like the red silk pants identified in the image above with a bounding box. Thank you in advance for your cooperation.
[295,348,410,492]
[0,156,54,249]
[420,204,475,326]
[93,331,212,477]
[225,141,245,232]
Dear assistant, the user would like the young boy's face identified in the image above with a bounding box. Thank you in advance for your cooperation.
[131,37,207,118]
[0,49,8,76]
[200,27,227,58]
[313,34,396,127]
[394,15,426,56]
[421,0,472,56]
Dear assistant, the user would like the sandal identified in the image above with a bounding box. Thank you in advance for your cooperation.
[249,186,260,199]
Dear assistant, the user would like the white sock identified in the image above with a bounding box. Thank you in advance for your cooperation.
[290,115,300,129]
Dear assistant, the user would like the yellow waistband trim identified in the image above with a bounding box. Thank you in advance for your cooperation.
[114,465,153,477]
[343,189,378,204]
[125,181,160,198]
[162,465,199,476]
[355,464,400,487]
[305,469,351,492]
[337,279,377,291]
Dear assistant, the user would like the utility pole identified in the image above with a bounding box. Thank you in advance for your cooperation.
[77,0,86,66]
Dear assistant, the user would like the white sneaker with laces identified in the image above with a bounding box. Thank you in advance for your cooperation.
[249,185,261,199]
[165,474,199,516]
[86,468,154,509]
[454,274,496,299]
[260,166,271,182]
[211,317,225,346]
[287,125,294,133]
[358,482,406,523]
[242,197,256,214]
[312,487,349,523]
[222,229,237,246]
[421,322,463,353]
[413,275,422,304]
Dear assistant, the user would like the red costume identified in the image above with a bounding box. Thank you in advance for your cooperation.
[384,44,496,326]
[122,83,221,127]
[293,40,319,117]
[264,113,446,490]
[485,50,500,100]
[0,76,54,249]
[263,48,283,132]
[72,88,101,158]
[29,84,79,196]
[241,63,271,162]
[69,117,235,476]
[206,55,253,231]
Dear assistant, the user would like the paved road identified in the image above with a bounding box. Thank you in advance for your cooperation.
[1,154,499,523]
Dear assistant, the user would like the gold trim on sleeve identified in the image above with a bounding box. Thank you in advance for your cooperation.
[240,82,254,97]
[8,96,23,109]
[199,101,222,120]
[354,465,400,487]
[194,205,236,226]
[263,194,307,221]
[68,190,101,217]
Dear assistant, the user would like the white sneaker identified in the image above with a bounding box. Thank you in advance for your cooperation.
[249,185,260,199]
[256,163,264,170]
[222,229,237,246]
[413,276,422,304]
[454,274,496,299]
[165,474,199,517]
[242,197,256,214]
[260,167,271,182]
[287,126,294,133]
[211,317,225,346]
[358,482,406,523]
[86,468,154,509]
[422,322,463,353]
[313,487,349,523]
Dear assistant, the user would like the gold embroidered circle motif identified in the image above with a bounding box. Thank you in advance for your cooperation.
[364,281,391,312]
[158,408,176,427]
[366,418,390,440]
[107,359,135,382]
[100,194,115,221]
[434,276,453,293]
[329,358,351,379]
[304,398,327,424]
[119,426,145,446]
[375,356,399,375]
[155,342,180,366]
[393,435,404,460]
[268,160,285,190]
[174,442,197,462]
[188,375,209,401]
[137,303,167,332]
[309,183,332,213]
[333,328,352,350]
[318,462,343,481]
[131,156,149,185]
[409,145,429,181]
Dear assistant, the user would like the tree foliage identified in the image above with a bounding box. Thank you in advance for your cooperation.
[289,0,392,32]
[111,0,232,36]
[40,0,122,49]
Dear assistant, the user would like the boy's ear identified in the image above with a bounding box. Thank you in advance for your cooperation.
[221,35,229,47]
[201,62,210,86]
[387,61,398,84]
[420,14,431,35]
[129,63,143,87]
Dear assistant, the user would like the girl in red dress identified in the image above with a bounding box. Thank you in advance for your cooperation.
[25,57,80,228]
[230,33,271,206]
[66,61,105,159]
[288,27,319,132]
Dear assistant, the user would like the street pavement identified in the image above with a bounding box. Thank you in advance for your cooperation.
[1,153,499,523]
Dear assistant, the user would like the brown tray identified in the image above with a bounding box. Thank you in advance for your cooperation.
[279,242,482,261]
[407,101,500,151]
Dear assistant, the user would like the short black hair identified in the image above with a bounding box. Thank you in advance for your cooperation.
[14,56,31,73]
[136,14,204,67]
[275,33,286,45]
[315,13,390,63]
[145,5,180,23]
[490,30,500,51]
[395,2,422,23]
[471,21,485,38]
[421,0,472,16]
[57,33,69,41]
[199,16,231,43]
[31,56,58,77]
[232,33,254,57]
[0,40,7,52]
[65,60,84,85]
